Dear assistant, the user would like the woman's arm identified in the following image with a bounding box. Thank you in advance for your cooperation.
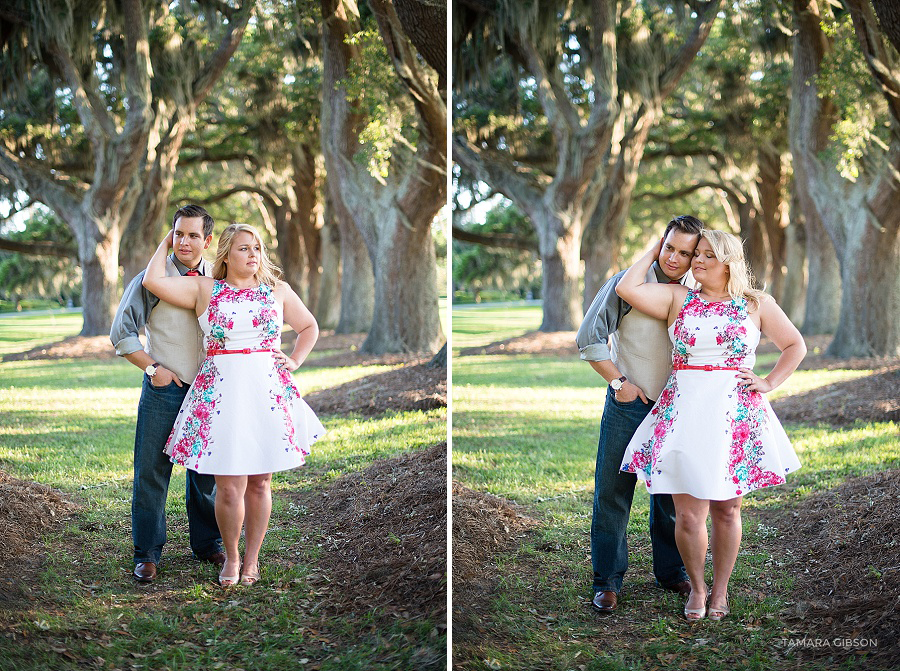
[276,282,319,371]
[615,239,676,320]
[141,231,203,311]
[738,296,807,393]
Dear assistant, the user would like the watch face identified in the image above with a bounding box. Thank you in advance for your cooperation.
[611,379,622,391]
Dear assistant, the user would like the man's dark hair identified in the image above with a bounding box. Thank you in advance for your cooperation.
[172,204,214,238]
[663,214,704,240]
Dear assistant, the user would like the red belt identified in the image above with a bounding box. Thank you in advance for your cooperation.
[673,363,741,371]
[207,348,272,355]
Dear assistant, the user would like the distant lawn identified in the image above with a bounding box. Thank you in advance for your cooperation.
[451,305,542,352]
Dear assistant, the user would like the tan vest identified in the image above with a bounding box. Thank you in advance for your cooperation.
[144,257,207,383]
[610,267,673,401]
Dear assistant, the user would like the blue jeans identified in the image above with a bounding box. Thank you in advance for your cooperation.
[591,386,686,593]
[132,374,221,565]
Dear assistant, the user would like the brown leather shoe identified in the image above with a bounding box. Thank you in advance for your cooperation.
[592,590,617,612]
[663,580,692,597]
[133,562,157,583]
[201,551,226,567]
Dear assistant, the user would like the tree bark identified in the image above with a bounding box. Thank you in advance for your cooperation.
[316,201,342,329]
[790,0,842,336]
[791,0,900,353]
[321,0,374,334]
[361,206,443,352]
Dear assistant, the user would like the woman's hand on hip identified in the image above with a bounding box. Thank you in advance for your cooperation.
[736,367,773,393]
[273,349,300,372]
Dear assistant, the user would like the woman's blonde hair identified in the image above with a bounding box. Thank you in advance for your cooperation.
[698,229,766,309]
[212,223,282,288]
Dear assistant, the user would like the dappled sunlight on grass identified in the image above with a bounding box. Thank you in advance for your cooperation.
[0,312,82,355]
[451,305,542,351]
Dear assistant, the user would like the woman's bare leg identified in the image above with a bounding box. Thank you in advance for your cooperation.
[673,494,710,617]
[709,496,743,615]
[240,473,273,581]
[214,474,247,584]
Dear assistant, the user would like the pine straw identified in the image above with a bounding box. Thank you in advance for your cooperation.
[291,443,447,624]
[305,359,446,416]
[0,471,76,603]
[769,364,900,426]
[451,482,540,641]
[760,469,900,667]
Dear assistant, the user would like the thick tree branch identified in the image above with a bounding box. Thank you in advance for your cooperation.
[452,225,537,252]
[200,185,280,211]
[517,35,579,140]
[587,0,618,130]
[635,180,739,203]
[192,2,255,105]
[845,0,900,129]
[453,135,543,219]
[659,0,725,100]
[0,237,76,258]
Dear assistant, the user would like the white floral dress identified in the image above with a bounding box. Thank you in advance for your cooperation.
[164,280,324,475]
[620,290,800,500]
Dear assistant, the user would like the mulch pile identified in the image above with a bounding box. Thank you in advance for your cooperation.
[0,471,76,602]
[292,443,447,623]
[305,359,446,416]
[761,469,900,667]
[770,363,900,426]
[452,482,540,639]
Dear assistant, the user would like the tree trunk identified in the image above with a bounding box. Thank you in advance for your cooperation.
[274,206,307,298]
[335,210,374,333]
[316,206,342,329]
[779,198,807,324]
[77,222,121,336]
[293,145,322,312]
[537,217,582,332]
[321,0,374,334]
[801,207,841,334]
[790,0,842,335]
[827,205,900,356]
[757,147,788,299]
[361,213,443,353]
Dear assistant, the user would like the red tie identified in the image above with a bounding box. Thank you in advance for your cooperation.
[668,280,679,284]
[186,269,200,276]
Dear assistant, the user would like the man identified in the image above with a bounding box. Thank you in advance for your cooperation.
[576,215,703,612]
[110,204,224,582]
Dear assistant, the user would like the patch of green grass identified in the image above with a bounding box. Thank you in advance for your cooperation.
[451,305,542,352]
[452,305,895,671]
[0,319,446,670]
[0,312,83,355]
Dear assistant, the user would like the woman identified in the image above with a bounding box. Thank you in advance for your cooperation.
[143,223,325,586]
[615,229,805,621]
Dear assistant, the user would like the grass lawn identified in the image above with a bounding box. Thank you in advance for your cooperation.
[451,305,898,671]
[0,314,446,671]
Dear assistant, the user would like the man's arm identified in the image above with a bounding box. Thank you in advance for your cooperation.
[575,272,648,403]
[110,270,183,387]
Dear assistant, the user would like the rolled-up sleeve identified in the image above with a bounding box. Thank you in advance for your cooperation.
[110,270,158,356]
[575,270,630,362]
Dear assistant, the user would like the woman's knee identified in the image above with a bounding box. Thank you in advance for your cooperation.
[710,500,742,526]
[246,474,272,498]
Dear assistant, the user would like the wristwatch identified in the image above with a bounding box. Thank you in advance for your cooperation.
[610,376,627,392]
[145,363,160,377]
